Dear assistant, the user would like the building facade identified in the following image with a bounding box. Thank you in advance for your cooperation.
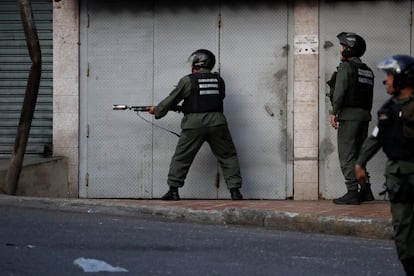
[4,0,412,199]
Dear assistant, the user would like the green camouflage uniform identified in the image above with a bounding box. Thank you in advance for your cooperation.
[154,68,242,190]
[356,95,414,261]
[329,57,372,192]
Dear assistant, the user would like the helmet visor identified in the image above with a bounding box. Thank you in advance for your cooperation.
[337,32,357,47]
[187,53,196,65]
[377,56,402,74]
[187,52,206,68]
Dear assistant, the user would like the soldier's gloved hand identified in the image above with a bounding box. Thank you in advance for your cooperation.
[148,106,155,115]
[354,164,368,185]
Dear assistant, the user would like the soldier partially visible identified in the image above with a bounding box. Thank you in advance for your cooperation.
[355,55,414,275]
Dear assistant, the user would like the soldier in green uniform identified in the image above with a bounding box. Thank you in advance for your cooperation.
[355,55,414,276]
[148,49,243,201]
[327,32,375,205]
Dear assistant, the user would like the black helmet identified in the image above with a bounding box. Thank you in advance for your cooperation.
[337,32,366,58]
[377,54,414,89]
[189,49,216,70]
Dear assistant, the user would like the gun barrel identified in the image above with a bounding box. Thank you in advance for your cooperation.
[112,104,181,113]
[131,106,150,112]
[112,105,150,112]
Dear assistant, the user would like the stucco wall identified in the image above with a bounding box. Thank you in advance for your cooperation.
[293,0,319,200]
[53,0,79,197]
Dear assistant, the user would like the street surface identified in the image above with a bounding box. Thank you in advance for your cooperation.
[0,205,404,275]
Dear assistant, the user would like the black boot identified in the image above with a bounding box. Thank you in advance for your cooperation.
[230,188,243,200]
[401,258,414,276]
[359,184,375,202]
[333,191,360,205]
[161,187,180,201]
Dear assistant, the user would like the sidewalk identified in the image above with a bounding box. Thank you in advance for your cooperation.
[0,194,393,240]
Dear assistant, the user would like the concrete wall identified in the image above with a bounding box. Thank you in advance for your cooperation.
[53,0,79,197]
[0,157,69,197]
[292,0,319,200]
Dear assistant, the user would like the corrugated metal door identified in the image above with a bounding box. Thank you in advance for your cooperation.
[151,1,222,199]
[80,1,155,198]
[319,0,412,199]
[80,0,288,199]
[218,3,288,199]
[152,1,288,199]
[0,0,53,156]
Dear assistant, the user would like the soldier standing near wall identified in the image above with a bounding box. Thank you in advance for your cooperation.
[148,49,243,201]
[327,32,375,205]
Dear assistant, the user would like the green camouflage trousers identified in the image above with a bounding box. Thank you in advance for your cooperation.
[337,120,369,191]
[167,124,242,190]
[388,172,414,261]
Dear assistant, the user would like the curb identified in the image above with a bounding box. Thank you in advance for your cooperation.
[0,195,393,240]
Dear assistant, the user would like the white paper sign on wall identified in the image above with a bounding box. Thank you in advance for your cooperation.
[294,35,318,55]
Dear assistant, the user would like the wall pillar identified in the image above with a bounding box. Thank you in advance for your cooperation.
[53,0,79,197]
[293,0,319,200]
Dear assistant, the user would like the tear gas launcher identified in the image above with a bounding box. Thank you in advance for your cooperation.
[112,104,182,137]
[112,105,182,113]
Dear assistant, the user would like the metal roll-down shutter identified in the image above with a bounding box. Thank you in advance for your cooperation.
[0,0,53,156]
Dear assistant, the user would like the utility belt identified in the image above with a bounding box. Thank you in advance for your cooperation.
[380,177,414,203]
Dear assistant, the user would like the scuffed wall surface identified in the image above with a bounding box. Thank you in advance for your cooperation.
[53,0,79,197]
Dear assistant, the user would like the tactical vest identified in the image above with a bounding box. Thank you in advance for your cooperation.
[377,97,414,160]
[342,61,374,110]
[182,73,224,114]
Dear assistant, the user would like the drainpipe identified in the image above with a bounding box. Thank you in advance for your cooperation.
[5,0,41,195]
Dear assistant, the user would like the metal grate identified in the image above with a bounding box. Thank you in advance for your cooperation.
[0,0,53,156]
[80,0,289,199]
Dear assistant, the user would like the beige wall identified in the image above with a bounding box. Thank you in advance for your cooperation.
[293,0,319,200]
[52,0,320,200]
[53,0,79,197]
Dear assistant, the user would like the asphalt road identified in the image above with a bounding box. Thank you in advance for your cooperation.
[0,205,404,275]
